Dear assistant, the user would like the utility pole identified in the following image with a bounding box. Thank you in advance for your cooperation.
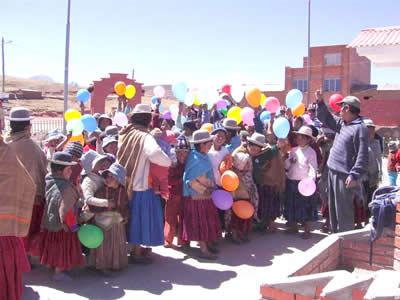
[63,0,71,133]
[306,0,311,107]
[2,37,5,92]
[132,68,135,80]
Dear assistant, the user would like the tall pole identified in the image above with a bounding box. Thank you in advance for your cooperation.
[306,0,311,107]
[63,0,71,133]
[2,37,5,93]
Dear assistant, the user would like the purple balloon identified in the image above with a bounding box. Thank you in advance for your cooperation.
[163,111,172,120]
[216,99,228,110]
[212,189,233,210]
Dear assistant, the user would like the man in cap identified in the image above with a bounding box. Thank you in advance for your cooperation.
[4,107,48,258]
[315,91,368,233]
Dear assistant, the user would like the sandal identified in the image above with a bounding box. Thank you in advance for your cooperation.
[301,232,311,240]
[208,247,220,254]
[199,252,218,260]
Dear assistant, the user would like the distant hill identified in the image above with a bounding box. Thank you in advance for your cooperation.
[30,75,55,82]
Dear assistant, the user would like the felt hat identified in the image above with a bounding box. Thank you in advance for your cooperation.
[294,126,315,139]
[191,129,213,144]
[388,141,398,152]
[45,129,64,142]
[86,130,101,143]
[103,163,126,186]
[6,107,34,121]
[247,132,267,148]
[50,152,77,166]
[223,118,240,130]
[102,136,118,149]
[130,104,152,115]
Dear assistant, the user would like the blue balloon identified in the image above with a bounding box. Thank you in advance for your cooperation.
[272,117,290,139]
[77,89,90,103]
[260,111,271,122]
[172,82,187,102]
[275,108,281,116]
[152,103,163,112]
[151,96,159,105]
[286,89,303,109]
[80,114,97,132]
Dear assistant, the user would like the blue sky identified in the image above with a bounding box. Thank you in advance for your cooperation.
[2,0,400,87]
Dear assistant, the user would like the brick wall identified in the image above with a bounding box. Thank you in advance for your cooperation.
[395,203,400,271]
[340,230,395,271]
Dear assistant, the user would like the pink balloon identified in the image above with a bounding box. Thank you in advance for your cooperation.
[153,86,165,98]
[298,178,316,197]
[240,107,255,126]
[216,99,228,110]
[303,114,312,125]
[114,112,128,127]
[264,97,280,113]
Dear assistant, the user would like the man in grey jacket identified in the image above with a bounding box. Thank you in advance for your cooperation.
[315,91,369,232]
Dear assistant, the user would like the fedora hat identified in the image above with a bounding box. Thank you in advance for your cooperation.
[103,163,126,186]
[102,136,118,149]
[247,132,267,148]
[294,126,315,139]
[130,104,152,115]
[388,141,398,152]
[6,107,34,122]
[191,129,213,144]
[45,129,64,142]
[223,118,240,130]
[50,152,77,166]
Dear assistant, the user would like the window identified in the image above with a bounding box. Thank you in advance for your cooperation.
[324,53,342,66]
[292,79,308,92]
[324,78,341,92]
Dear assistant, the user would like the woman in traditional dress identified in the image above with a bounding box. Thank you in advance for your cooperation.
[182,129,222,260]
[0,135,35,299]
[117,104,171,264]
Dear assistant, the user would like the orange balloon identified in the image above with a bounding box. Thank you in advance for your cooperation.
[114,81,126,96]
[201,123,213,134]
[64,134,84,148]
[232,200,254,219]
[221,170,239,192]
[292,103,305,117]
[245,88,262,108]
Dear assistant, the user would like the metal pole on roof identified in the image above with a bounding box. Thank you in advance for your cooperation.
[1,37,5,93]
[63,0,71,133]
[306,0,311,107]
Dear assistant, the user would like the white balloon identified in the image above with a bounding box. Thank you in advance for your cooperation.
[196,89,208,105]
[230,85,245,103]
[184,92,195,106]
[169,104,179,120]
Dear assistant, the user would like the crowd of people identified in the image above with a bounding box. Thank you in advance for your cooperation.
[1,89,398,300]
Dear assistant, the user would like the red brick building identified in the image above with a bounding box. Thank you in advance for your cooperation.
[265,42,400,127]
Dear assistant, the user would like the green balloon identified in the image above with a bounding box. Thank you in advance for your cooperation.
[78,224,104,249]
[220,109,227,116]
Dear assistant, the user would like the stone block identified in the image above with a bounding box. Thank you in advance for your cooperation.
[260,286,295,300]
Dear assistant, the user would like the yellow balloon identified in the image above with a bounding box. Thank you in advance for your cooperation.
[65,109,81,122]
[227,106,242,124]
[260,94,266,106]
[114,81,126,96]
[125,85,136,99]
[194,94,200,106]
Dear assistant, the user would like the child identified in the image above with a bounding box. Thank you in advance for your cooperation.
[43,129,64,162]
[149,128,175,200]
[88,163,129,275]
[284,126,318,239]
[182,129,221,260]
[164,136,190,248]
[64,141,84,186]
[248,133,285,233]
[40,152,83,281]
[229,139,260,243]
[387,141,398,186]
[101,136,118,156]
